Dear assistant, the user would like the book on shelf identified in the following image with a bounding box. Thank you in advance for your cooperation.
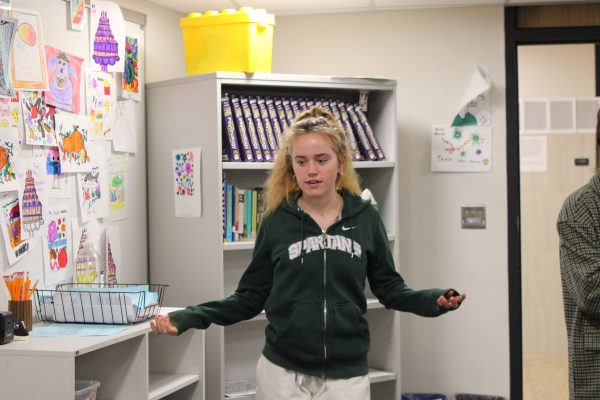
[354,103,385,160]
[223,182,265,243]
[248,96,273,161]
[264,96,283,148]
[290,97,301,115]
[256,96,279,154]
[335,100,365,161]
[274,98,289,132]
[229,94,254,162]
[343,101,378,161]
[281,97,295,126]
[239,95,265,162]
[222,95,242,162]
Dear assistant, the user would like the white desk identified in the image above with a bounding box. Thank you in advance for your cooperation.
[0,307,204,399]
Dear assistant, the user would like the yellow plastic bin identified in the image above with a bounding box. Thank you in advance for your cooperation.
[180,7,275,75]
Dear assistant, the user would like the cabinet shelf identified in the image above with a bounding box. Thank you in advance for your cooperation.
[224,160,395,170]
[368,368,397,384]
[149,373,201,400]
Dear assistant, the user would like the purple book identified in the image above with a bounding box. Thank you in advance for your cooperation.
[336,101,364,161]
[306,98,315,108]
[266,97,284,148]
[240,95,264,162]
[290,98,301,116]
[343,102,377,161]
[229,94,254,162]
[249,97,273,162]
[299,98,308,112]
[281,97,295,126]
[221,95,241,162]
[353,103,385,160]
[274,98,290,132]
[257,97,279,153]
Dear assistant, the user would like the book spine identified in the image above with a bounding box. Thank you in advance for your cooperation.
[282,97,295,125]
[305,98,315,108]
[354,104,385,160]
[256,187,265,229]
[222,174,227,242]
[245,188,252,238]
[240,96,264,162]
[249,97,273,162]
[290,98,301,116]
[298,98,308,112]
[233,185,239,241]
[274,98,289,132]
[336,101,364,161]
[226,183,233,242]
[265,97,283,148]
[257,97,279,154]
[237,188,245,240]
[221,95,241,162]
[229,94,254,162]
[251,188,258,238]
[345,102,377,161]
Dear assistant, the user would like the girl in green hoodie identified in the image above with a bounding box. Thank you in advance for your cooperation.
[151,106,466,399]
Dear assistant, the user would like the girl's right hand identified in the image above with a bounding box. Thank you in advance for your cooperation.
[150,314,179,335]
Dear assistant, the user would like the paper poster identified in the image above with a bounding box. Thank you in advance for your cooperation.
[21,90,57,146]
[42,205,72,288]
[33,147,73,198]
[0,92,23,144]
[0,127,18,192]
[432,66,493,172]
[0,191,31,265]
[90,1,125,73]
[69,0,86,31]
[431,125,492,172]
[121,35,141,101]
[44,46,84,113]
[113,100,137,153]
[10,9,48,90]
[105,225,121,285]
[18,157,49,240]
[85,70,115,140]
[520,136,548,172]
[108,153,128,221]
[172,147,201,218]
[72,218,103,284]
[0,16,17,97]
[55,112,94,173]
[77,146,108,222]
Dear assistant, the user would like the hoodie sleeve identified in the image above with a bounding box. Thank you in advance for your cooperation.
[169,221,274,334]
[366,213,451,317]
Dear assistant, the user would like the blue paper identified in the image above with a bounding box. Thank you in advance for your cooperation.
[29,323,129,337]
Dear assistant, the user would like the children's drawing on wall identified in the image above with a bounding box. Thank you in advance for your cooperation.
[44,46,83,113]
[9,9,47,90]
[0,92,23,144]
[55,112,94,173]
[21,90,56,146]
[42,205,71,288]
[0,127,19,192]
[77,146,108,222]
[90,1,124,73]
[172,147,202,218]
[105,225,121,286]
[69,0,86,31]
[451,66,492,128]
[85,70,115,140]
[108,153,127,221]
[72,219,103,284]
[113,100,136,153]
[121,35,141,101]
[18,157,48,240]
[0,191,31,265]
[0,16,17,97]
[32,148,72,198]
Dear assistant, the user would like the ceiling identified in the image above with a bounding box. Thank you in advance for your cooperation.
[144,0,587,16]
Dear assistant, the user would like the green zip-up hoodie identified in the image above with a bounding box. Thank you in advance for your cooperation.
[169,189,455,379]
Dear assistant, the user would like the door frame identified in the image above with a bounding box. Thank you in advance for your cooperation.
[505,7,600,400]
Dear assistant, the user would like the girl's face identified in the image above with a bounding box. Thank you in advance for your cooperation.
[291,132,342,201]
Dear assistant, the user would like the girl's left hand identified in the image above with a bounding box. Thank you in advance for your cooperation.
[437,290,466,310]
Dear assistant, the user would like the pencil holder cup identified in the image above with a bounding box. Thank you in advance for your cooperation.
[8,300,32,331]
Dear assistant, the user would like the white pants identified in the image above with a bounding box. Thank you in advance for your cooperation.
[255,354,370,400]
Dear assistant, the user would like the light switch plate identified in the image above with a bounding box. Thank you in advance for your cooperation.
[461,205,486,229]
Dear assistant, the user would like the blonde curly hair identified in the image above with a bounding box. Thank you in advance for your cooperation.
[263,105,361,215]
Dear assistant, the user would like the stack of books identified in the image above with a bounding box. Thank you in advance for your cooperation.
[222,174,265,243]
[222,93,385,162]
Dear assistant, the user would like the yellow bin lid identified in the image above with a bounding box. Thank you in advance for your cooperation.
[181,7,275,28]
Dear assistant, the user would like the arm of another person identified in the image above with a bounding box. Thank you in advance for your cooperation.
[151,222,274,335]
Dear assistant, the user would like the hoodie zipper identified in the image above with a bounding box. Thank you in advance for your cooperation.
[321,230,328,378]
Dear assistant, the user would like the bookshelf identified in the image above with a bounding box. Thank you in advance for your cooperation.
[147,72,400,399]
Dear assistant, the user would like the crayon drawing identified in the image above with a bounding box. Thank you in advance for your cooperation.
[108,153,127,221]
[0,92,23,144]
[90,1,124,73]
[21,90,57,146]
[18,157,48,240]
[77,146,108,222]
[42,205,72,288]
[113,100,137,153]
[122,35,140,101]
[0,127,19,192]
[172,147,201,218]
[9,9,48,90]
[55,113,93,173]
[0,191,31,265]
[0,16,17,97]
[74,228,99,284]
[44,46,83,113]
[105,225,121,285]
[32,148,72,198]
[69,0,86,31]
[85,70,115,140]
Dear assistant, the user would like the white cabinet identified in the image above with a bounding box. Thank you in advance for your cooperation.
[0,308,204,399]
[147,72,400,399]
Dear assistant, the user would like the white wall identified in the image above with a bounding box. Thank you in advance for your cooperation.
[272,7,509,397]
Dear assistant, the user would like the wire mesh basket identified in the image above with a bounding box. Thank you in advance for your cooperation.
[34,283,168,325]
